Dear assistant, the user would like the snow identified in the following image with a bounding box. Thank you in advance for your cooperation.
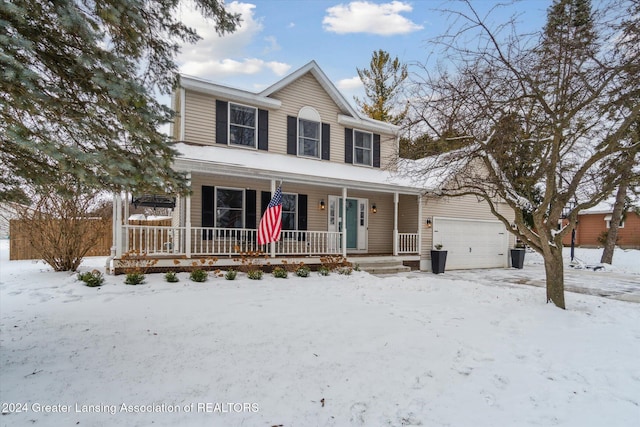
[1,240,639,427]
[174,143,433,192]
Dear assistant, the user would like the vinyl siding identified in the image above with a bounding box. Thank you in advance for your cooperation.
[184,90,215,146]
[269,73,396,169]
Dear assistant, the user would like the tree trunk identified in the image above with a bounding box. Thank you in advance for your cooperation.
[544,248,566,309]
[600,179,628,264]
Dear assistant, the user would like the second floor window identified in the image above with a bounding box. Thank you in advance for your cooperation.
[299,119,320,158]
[354,130,373,166]
[229,103,256,148]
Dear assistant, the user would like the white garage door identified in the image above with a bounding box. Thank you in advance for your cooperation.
[433,217,509,270]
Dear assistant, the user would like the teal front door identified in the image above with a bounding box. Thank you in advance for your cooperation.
[339,198,359,249]
[329,196,367,252]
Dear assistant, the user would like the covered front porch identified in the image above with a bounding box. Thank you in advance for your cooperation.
[111,150,423,271]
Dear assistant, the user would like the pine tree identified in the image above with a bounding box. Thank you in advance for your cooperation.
[0,0,239,203]
[355,50,408,125]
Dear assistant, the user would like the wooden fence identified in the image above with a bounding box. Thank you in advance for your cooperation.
[9,219,112,261]
[9,218,171,261]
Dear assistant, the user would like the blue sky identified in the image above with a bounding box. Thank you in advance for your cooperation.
[176,0,550,107]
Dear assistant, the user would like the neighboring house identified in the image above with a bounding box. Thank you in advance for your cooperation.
[110,61,514,273]
[562,199,640,249]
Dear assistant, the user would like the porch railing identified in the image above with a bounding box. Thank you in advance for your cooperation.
[123,225,343,257]
[398,232,419,254]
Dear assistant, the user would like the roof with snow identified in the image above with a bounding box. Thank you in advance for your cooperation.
[173,143,447,194]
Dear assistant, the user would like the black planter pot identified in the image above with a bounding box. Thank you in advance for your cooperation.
[431,250,448,274]
[510,249,525,269]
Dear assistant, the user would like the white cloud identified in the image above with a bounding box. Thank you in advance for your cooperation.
[323,1,423,35]
[262,35,280,54]
[177,1,290,81]
[180,58,290,78]
[337,76,363,91]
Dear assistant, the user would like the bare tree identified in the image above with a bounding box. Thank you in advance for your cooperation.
[16,181,110,271]
[404,0,639,309]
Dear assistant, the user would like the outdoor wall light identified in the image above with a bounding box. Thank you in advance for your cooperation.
[371,204,377,214]
[319,199,326,210]
[426,217,432,228]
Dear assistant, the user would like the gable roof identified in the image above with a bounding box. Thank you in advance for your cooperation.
[260,60,359,117]
[179,60,400,135]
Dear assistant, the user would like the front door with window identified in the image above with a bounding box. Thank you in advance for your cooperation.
[328,196,367,251]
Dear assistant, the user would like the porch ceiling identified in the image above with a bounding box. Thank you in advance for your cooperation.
[174,143,427,194]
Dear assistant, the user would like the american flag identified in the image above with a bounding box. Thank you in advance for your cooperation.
[258,186,282,245]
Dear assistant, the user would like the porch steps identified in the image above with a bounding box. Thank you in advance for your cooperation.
[352,259,411,275]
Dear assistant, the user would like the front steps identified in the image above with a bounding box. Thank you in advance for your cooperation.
[351,259,411,275]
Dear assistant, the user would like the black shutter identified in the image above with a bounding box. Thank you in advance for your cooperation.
[287,116,297,155]
[321,123,330,160]
[344,128,353,164]
[298,194,307,241]
[261,191,271,215]
[258,109,268,151]
[373,133,381,168]
[245,190,257,229]
[215,100,228,145]
[202,186,215,240]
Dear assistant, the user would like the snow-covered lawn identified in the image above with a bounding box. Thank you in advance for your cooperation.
[1,241,639,427]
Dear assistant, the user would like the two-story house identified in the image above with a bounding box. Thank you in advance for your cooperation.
[109,61,514,273]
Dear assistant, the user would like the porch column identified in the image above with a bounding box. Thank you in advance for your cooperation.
[417,194,423,255]
[270,179,276,258]
[393,192,399,256]
[342,187,347,258]
[185,174,192,258]
[123,192,130,253]
[114,192,123,258]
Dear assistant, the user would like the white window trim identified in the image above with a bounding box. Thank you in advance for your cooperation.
[353,129,373,167]
[604,214,624,228]
[215,187,245,228]
[297,107,321,159]
[228,102,258,150]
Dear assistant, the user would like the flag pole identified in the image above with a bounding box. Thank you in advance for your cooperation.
[270,179,276,258]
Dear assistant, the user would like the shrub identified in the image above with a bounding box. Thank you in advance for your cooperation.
[189,269,208,282]
[16,182,110,272]
[247,269,263,280]
[225,269,237,280]
[164,271,179,283]
[338,266,353,275]
[320,255,352,272]
[272,266,288,278]
[318,266,331,276]
[295,265,311,277]
[77,270,105,287]
[125,272,145,285]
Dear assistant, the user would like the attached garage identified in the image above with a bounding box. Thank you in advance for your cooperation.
[432,217,509,269]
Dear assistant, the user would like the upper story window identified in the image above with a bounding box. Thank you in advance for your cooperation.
[229,103,257,148]
[298,107,321,158]
[354,130,373,166]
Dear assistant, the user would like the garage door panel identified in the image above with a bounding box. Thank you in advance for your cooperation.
[433,218,508,270]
